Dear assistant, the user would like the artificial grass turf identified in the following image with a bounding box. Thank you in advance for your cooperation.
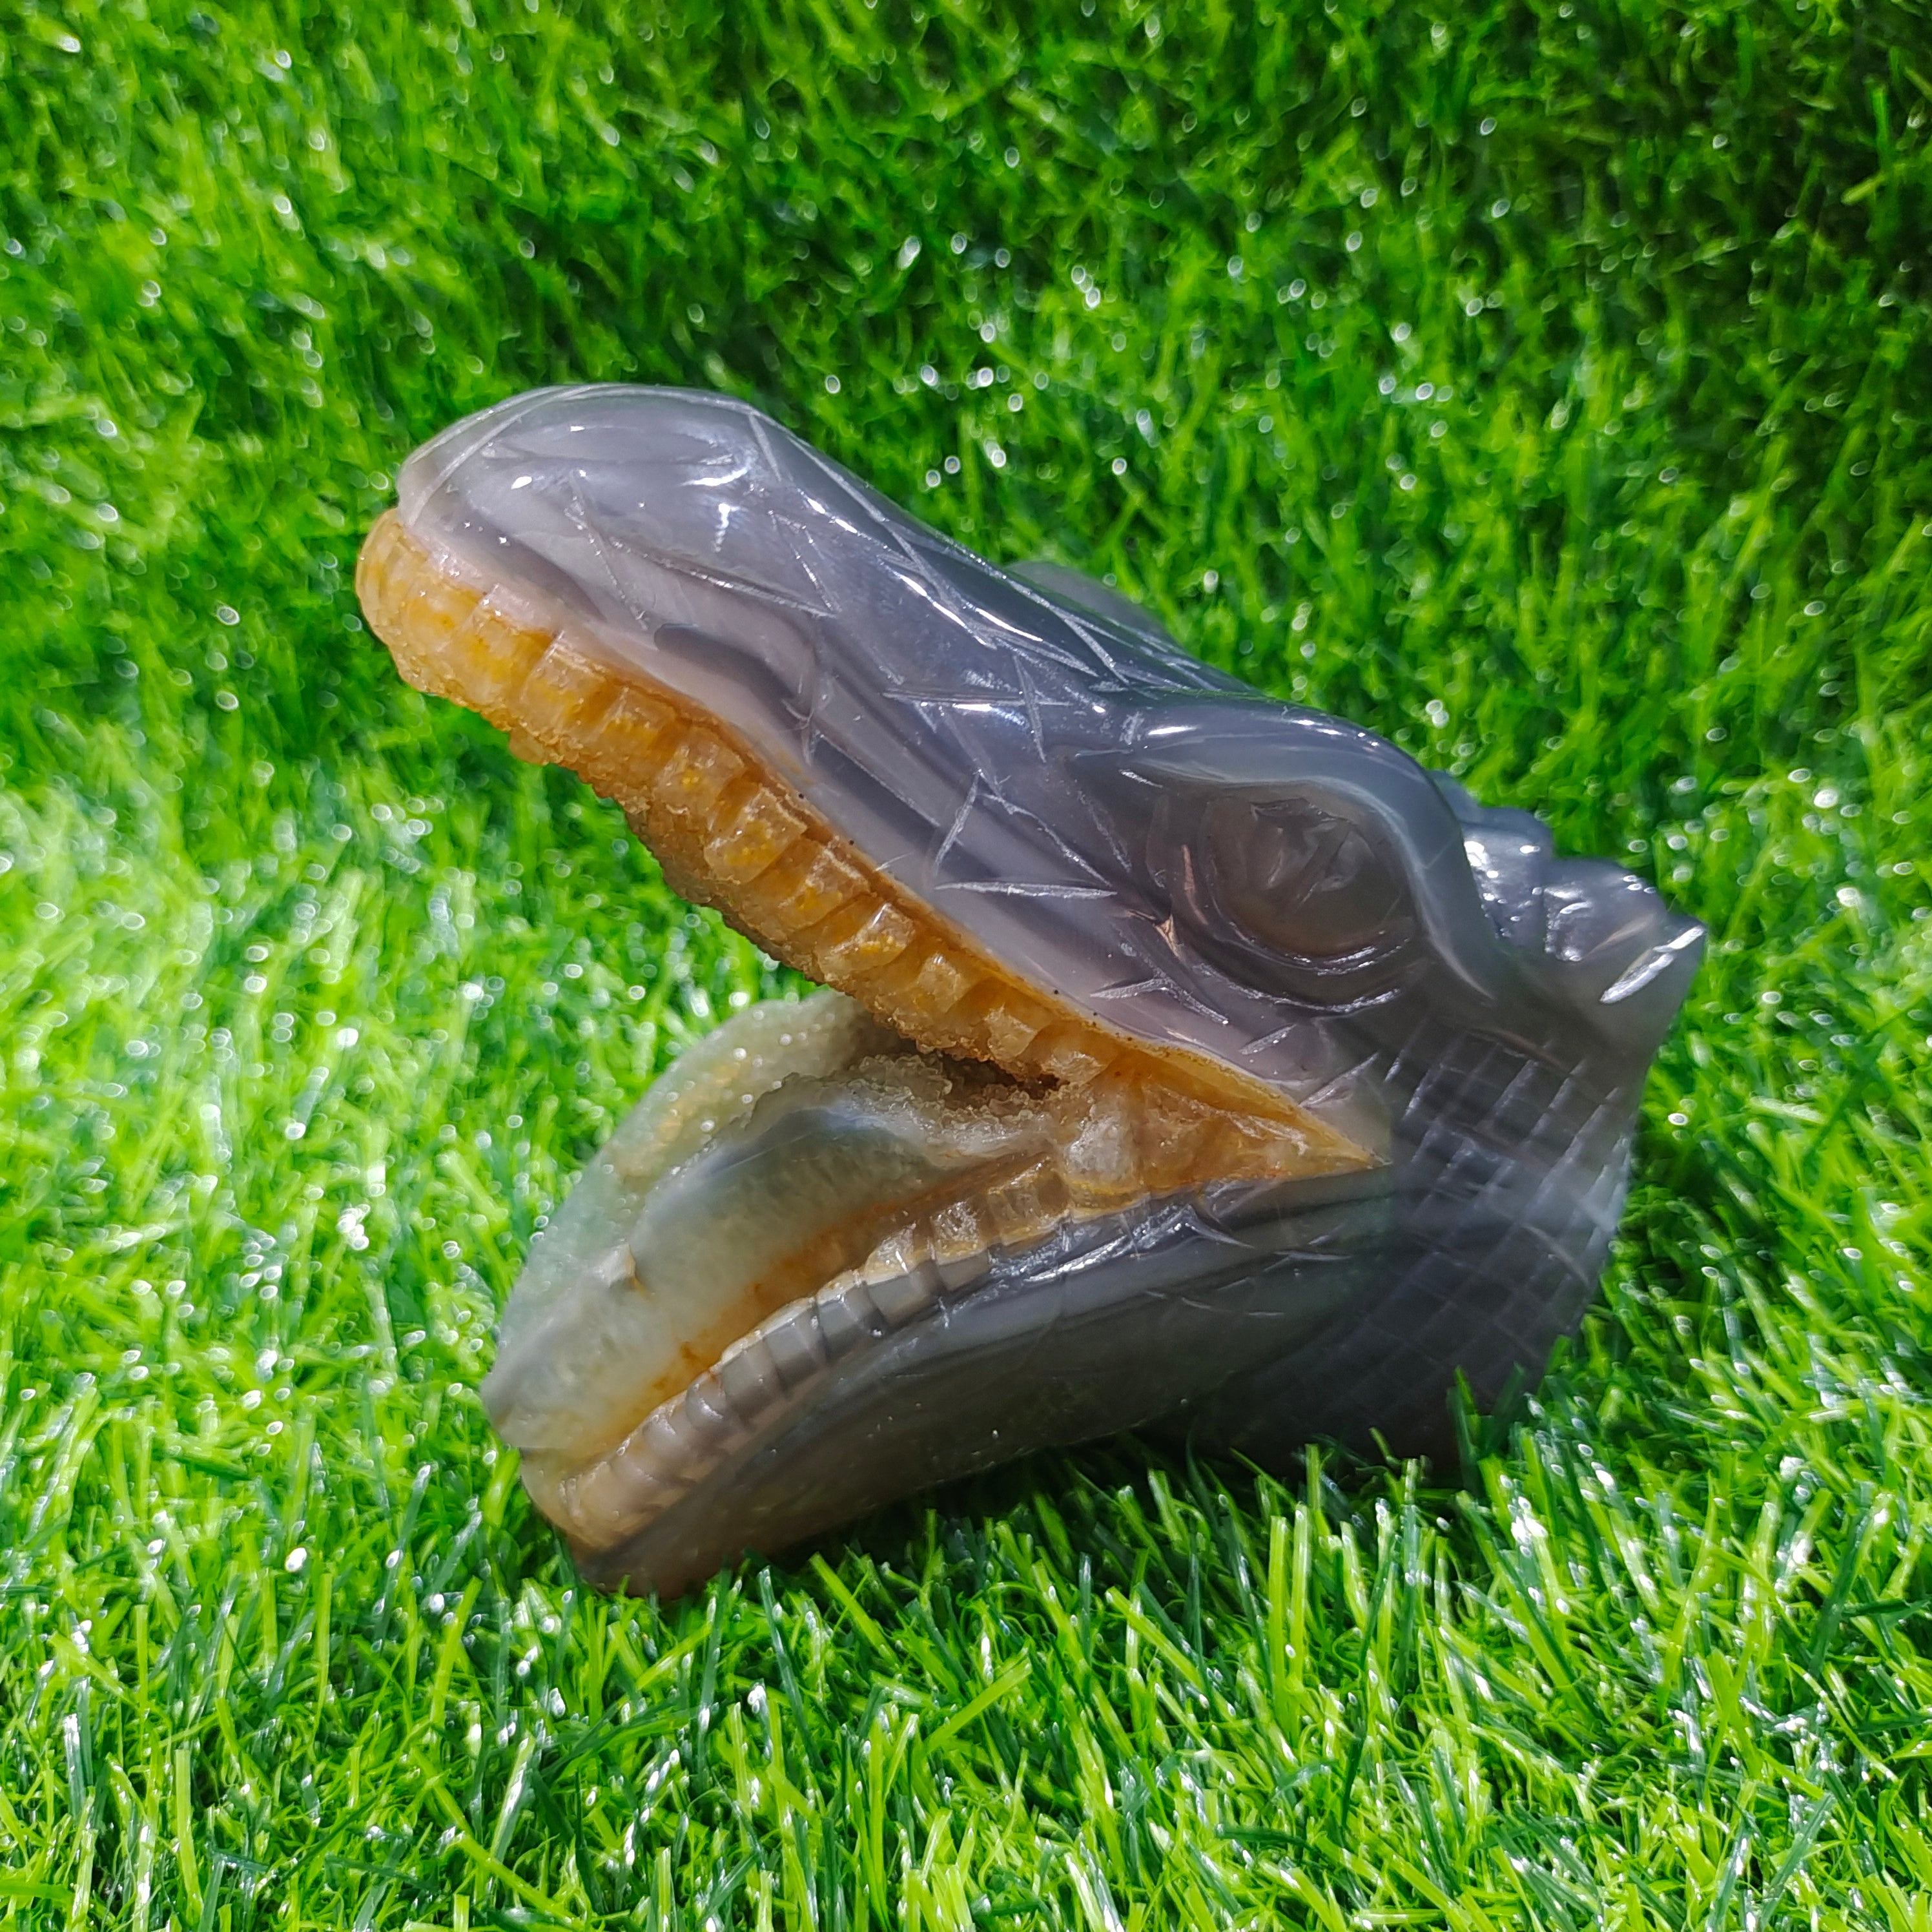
[3,0,1932,1924]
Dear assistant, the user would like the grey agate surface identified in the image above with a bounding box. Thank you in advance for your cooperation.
[394,385,1702,1591]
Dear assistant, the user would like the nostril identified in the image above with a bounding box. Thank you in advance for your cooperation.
[1540,861,1669,969]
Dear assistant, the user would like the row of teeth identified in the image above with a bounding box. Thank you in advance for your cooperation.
[529,1169,1099,1549]
[356,514,1357,1170]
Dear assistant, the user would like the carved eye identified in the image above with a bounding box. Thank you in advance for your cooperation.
[1207,796,1412,960]
[1183,794,1417,1002]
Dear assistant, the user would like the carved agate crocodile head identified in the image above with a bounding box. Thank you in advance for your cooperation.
[356,385,1701,1597]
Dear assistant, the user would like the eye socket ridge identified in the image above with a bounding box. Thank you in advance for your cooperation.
[1149,788,1426,1008]
[1091,699,1532,1016]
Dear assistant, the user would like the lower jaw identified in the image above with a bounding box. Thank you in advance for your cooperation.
[497,983,1382,1560]
[548,1160,1389,1596]
[517,1188,1024,1554]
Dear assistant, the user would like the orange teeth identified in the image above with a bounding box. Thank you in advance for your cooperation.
[355,508,1373,1178]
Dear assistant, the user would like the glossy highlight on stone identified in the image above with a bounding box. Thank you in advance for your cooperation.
[356,385,1703,1597]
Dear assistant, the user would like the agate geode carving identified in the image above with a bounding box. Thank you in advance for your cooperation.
[356,385,1700,1596]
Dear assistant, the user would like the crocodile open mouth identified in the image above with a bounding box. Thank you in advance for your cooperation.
[356,385,1700,1596]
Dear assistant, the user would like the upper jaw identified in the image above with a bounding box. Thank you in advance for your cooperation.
[395,384,1696,1107]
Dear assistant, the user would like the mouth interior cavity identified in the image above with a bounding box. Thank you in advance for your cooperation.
[356,509,1379,1521]
[484,988,1367,1476]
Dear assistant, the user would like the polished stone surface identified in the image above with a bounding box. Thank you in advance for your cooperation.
[390,386,1703,1590]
